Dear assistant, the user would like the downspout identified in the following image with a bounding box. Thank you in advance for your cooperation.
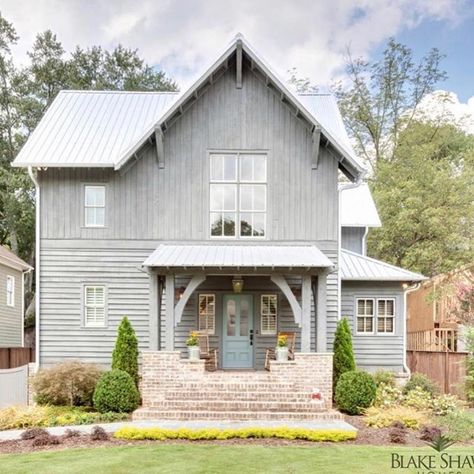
[28,166,40,369]
[403,282,422,375]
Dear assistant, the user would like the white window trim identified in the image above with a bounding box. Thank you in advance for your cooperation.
[260,294,277,335]
[6,275,15,307]
[376,298,396,335]
[83,285,107,328]
[209,151,267,240]
[84,184,106,228]
[355,298,375,335]
[198,293,216,335]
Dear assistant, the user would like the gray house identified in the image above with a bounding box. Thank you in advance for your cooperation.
[13,36,424,420]
[0,246,32,347]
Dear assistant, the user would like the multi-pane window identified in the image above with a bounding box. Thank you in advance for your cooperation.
[84,286,106,326]
[261,294,277,335]
[6,276,14,307]
[85,185,105,227]
[198,294,215,334]
[377,299,395,333]
[210,153,266,238]
[356,299,374,334]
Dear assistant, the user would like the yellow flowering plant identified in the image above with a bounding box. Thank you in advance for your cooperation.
[277,334,288,348]
[186,331,199,347]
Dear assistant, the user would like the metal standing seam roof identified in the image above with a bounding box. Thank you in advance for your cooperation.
[340,249,425,281]
[0,246,33,272]
[143,245,334,269]
[340,183,382,228]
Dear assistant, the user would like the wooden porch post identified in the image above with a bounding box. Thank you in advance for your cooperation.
[301,275,312,352]
[165,274,175,350]
[316,270,328,352]
[148,271,160,350]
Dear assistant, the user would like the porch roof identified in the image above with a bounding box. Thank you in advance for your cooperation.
[143,244,333,270]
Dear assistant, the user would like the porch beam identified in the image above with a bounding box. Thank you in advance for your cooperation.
[164,274,175,350]
[301,275,312,351]
[270,274,302,326]
[174,274,206,325]
[316,270,329,352]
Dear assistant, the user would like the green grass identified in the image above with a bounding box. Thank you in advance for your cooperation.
[1,445,474,474]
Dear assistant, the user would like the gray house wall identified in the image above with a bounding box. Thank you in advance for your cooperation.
[341,281,405,372]
[341,227,366,255]
[37,59,340,366]
[0,264,23,347]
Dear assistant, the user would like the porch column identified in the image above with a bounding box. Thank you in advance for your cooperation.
[148,271,161,350]
[316,270,328,352]
[164,274,175,350]
[301,275,312,352]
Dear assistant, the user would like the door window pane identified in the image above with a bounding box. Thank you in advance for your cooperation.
[227,300,236,336]
[240,299,249,336]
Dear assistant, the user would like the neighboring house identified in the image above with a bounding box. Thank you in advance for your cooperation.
[0,246,32,347]
[13,36,425,419]
[407,262,474,352]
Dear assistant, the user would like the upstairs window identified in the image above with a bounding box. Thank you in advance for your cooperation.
[84,285,106,326]
[198,294,215,334]
[210,153,266,238]
[356,298,374,334]
[261,294,277,335]
[85,185,105,227]
[6,275,14,307]
[377,299,395,334]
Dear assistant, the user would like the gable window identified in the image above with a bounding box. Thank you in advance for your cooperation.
[6,275,14,307]
[84,286,106,326]
[377,299,395,333]
[84,185,105,227]
[198,294,215,334]
[210,153,266,238]
[261,294,277,335]
[356,298,374,334]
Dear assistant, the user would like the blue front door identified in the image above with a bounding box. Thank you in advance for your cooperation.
[222,294,254,368]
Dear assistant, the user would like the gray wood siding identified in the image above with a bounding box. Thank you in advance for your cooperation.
[341,281,405,372]
[341,227,366,254]
[0,265,23,347]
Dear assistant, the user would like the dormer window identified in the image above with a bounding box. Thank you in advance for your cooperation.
[210,153,266,238]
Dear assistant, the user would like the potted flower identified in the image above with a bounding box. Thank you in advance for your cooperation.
[186,331,200,360]
[276,334,289,361]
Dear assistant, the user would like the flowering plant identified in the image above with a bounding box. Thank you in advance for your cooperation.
[277,334,288,348]
[186,331,199,347]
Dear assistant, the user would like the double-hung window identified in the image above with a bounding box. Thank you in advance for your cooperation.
[261,294,277,335]
[377,299,395,334]
[356,299,374,334]
[356,298,396,334]
[6,276,14,307]
[84,185,105,227]
[210,153,266,238]
[84,286,106,326]
[198,294,215,334]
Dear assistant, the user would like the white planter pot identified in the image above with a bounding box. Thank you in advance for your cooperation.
[188,346,200,360]
[276,346,289,362]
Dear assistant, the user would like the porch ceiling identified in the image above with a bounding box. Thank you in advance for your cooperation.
[142,244,333,271]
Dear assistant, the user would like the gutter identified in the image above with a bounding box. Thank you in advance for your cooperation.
[27,166,40,369]
[403,282,422,375]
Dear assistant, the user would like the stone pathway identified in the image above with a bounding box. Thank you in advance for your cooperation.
[0,419,357,441]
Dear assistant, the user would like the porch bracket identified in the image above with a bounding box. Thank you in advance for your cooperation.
[270,274,302,326]
[155,126,165,168]
[174,274,206,325]
[312,127,321,169]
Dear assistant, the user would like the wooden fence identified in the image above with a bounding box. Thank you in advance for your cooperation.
[406,350,468,396]
[0,347,35,369]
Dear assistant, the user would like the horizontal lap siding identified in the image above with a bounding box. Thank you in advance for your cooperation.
[341,281,405,372]
[0,266,23,347]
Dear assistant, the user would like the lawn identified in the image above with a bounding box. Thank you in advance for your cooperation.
[2,444,474,474]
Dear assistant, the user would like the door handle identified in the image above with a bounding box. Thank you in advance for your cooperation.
[249,329,254,346]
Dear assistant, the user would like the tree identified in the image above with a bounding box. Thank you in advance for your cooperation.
[333,39,447,169]
[112,317,139,387]
[287,67,318,94]
[333,318,356,390]
[367,121,474,276]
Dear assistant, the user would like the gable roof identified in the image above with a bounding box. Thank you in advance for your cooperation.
[340,183,382,228]
[13,35,365,180]
[0,246,32,272]
[341,249,425,282]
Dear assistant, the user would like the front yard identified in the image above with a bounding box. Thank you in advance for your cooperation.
[2,444,474,474]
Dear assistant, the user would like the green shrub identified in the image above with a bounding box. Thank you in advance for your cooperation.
[403,372,440,397]
[465,327,474,404]
[364,406,428,429]
[33,360,102,406]
[436,410,474,442]
[430,394,461,416]
[333,318,356,391]
[93,369,140,413]
[112,317,139,387]
[114,426,357,442]
[374,382,403,408]
[403,387,432,411]
[335,370,376,415]
[373,370,396,387]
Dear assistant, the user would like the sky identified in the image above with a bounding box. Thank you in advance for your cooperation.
[0,0,473,128]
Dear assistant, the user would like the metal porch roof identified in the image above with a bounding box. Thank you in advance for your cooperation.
[143,244,334,269]
[341,249,425,281]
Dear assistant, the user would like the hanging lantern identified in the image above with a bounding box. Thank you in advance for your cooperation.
[232,276,244,293]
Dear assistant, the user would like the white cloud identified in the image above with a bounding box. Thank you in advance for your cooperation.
[0,0,468,89]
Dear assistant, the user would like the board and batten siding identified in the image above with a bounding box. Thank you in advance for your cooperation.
[341,227,366,255]
[341,281,405,372]
[0,265,23,347]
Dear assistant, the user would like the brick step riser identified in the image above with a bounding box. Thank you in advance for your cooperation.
[168,384,299,391]
[150,401,326,412]
[162,393,317,402]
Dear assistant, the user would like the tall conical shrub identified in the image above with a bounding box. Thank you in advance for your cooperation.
[333,317,356,390]
[112,316,139,387]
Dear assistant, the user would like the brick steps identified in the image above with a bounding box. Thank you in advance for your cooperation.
[133,408,343,422]
[164,391,316,402]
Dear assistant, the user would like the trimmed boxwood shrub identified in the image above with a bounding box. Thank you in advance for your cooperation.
[333,318,356,391]
[335,370,377,415]
[93,369,140,413]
